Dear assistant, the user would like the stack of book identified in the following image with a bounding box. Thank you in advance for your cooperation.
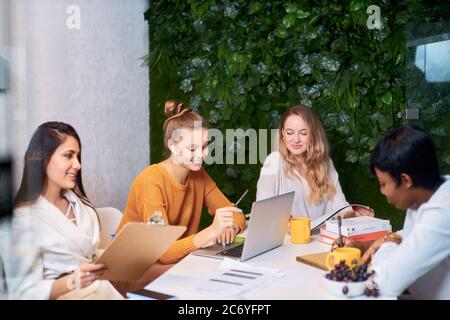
[320,216,392,245]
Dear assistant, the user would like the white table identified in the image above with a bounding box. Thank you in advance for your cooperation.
[146,234,395,300]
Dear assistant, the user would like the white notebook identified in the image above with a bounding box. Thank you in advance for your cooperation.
[325,216,391,236]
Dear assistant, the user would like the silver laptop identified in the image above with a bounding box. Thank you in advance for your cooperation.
[193,191,295,261]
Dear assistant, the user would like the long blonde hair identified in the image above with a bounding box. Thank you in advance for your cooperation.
[278,105,336,204]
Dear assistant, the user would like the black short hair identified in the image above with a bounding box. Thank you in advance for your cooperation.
[369,125,444,190]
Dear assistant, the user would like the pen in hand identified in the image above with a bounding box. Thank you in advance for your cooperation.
[221,189,249,247]
[235,189,249,207]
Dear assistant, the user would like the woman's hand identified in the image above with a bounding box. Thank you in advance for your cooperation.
[50,263,106,299]
[216,224,238,246]
[361,233,402,264]
[360,237,385,264]
[342,207,375,219]
[210,206,241,238]
[66,263,106,290]
[354,206,375,217]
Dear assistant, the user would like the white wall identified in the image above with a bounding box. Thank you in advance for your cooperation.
[7,0,149,211]
[0,0,11,158]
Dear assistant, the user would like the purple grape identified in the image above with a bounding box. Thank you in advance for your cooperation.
[342,286,349,295]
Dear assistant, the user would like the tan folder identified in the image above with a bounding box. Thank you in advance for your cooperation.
[95,223,186,281]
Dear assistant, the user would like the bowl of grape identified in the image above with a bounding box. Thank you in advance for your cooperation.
[323,260,378,298]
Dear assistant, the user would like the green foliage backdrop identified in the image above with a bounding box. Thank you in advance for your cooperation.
[144,0,450,231]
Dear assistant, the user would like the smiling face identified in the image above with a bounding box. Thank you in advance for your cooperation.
[374,167,416,210]
[282,114,311,156]
[45,135,81,191]
[169,127,209,171]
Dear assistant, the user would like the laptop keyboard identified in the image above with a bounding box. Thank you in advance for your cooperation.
[217,244,244,258]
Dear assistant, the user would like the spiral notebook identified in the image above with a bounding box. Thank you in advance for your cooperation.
[296,252,329,271]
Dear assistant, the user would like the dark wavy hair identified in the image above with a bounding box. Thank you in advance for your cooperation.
[14,122,96,214]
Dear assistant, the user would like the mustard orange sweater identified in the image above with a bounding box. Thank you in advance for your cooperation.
[116,164,246,264]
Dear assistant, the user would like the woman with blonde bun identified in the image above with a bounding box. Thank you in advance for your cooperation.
[117,100,246,269]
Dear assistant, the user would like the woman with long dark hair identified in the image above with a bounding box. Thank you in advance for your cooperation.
[8,122,122,299]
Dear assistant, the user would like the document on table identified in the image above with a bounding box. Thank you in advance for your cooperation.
[180,258,285,299]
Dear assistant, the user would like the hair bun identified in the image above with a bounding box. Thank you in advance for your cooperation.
[164,100,186,118]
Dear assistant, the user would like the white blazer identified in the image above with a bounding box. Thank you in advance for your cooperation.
[6,190,100,299]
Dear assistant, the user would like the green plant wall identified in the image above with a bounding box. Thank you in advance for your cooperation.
[144,0,450,231]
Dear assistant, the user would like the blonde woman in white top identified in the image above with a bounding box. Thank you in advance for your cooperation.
[256,105,373,223]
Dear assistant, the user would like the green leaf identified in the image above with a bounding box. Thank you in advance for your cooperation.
[381,91,393,105]
[296,10,311,19]
[395,54,403,65]
[248,2,263,15]
[379,114,393,131]
[285,3,298,14]
[260,103,271,111]
[274,28,289,39]
[330,4,342,12]
[273,48,288,57]
[367,137,379,149]
[221,106,233,120]
[191,2,210,19]
[350,0,364,11]
[282,14,297,29]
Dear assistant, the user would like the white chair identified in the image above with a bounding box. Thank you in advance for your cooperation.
[96,207,123,249]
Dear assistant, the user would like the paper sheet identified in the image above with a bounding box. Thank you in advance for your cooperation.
[179,258,285,299]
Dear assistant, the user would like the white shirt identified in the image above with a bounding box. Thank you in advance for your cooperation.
[256,151,350,221]
[372,175,450,299]
[5,190,100,299]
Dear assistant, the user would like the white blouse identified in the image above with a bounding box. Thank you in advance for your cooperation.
[371,176,450,299]
[256,151,350,221]
[6,190,100,299]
